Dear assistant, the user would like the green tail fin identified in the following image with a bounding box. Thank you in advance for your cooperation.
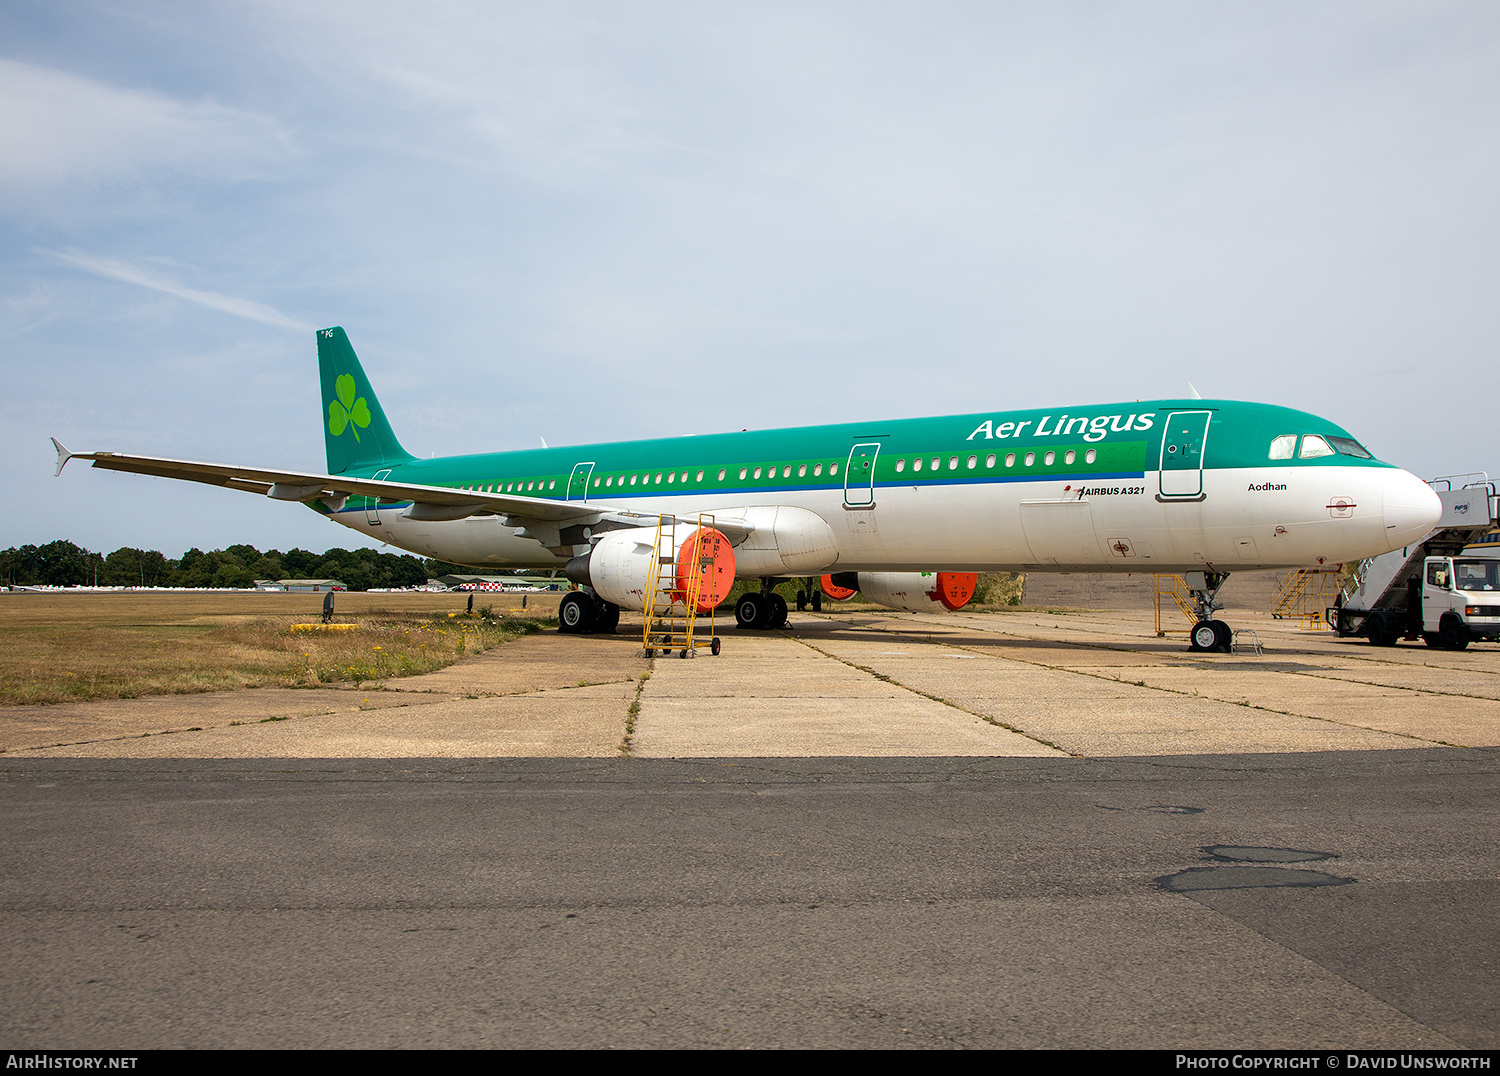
[317,326,413,474]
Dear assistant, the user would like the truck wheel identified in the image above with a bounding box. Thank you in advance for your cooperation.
[1440,617,1471,651]
[1368,611,1399,647]
[1423,632,1442,649]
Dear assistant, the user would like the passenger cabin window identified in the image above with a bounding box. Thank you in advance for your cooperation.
[1269,435,1296,460]
[1299,435,1334,459]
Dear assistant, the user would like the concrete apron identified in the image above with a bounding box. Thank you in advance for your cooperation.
[4,607,1498,759]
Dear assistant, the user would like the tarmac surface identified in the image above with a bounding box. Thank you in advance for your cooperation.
[3,604,1497,1049]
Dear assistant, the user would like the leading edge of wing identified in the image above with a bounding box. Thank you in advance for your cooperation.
[53,443,757,543]
[57,446,609,525]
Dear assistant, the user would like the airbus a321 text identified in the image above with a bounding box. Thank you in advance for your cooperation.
[54,327,1441,652]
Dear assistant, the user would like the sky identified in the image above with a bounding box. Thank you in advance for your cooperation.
[3,1,1498,557]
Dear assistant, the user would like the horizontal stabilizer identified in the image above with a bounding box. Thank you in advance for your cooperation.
[51,437,73,478]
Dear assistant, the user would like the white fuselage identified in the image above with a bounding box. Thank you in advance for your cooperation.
[332,460,1437,577]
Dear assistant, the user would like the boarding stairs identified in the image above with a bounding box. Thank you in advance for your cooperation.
[642,513,722,658]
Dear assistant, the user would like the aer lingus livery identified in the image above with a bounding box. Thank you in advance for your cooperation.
[54,326,1441,652]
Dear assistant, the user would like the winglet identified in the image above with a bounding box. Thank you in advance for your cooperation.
[1186,381,1203,400]
[51,437,74,478]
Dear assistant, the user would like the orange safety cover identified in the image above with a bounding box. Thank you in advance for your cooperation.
[930,572,977,611]
[819,574,857,601]
[675,528,736,612]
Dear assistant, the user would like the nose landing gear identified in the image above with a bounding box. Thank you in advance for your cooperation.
[1185,571,1234,653]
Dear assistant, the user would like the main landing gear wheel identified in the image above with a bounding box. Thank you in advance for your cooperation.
[766,593,788,628]
[735,593,767,629]
[558,592,595,634]
[1190,620,1232,653]
[595,602,620,634]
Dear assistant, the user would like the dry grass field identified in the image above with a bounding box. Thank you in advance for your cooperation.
[0,590,559,706]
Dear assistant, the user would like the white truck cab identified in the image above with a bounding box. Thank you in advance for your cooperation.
[1420,554,1500,650]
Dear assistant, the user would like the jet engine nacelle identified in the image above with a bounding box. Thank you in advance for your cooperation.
[568,525,736,613]
[729,506,840,576]
[840,571,978,613]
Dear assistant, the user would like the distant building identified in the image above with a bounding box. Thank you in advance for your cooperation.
[439,574,560,592]
[259,578,347,592]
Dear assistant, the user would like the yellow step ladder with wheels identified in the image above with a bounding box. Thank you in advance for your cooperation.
[642,514,726,658]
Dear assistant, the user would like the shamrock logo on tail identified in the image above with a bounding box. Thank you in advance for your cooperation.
[328,374,371,442]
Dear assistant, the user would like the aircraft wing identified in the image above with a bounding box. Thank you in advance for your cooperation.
[51,440,754,545]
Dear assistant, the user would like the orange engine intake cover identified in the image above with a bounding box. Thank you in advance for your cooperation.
[676,527,736,612]
[930,572,978,611]
[819,574,857,601]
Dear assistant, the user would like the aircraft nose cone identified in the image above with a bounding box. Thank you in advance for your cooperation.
[1382,470,1441,549]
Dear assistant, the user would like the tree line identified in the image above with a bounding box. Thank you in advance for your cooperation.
[0,540,489,592]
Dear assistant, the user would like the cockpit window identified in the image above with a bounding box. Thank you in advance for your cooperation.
[1268,435,1296,460]
[1454,559,1500,592]
[1299,435,1334,459]
[1326,436,1374,459]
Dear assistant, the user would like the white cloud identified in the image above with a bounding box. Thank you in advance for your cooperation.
[0,57,291,188]
[44,249,313,332]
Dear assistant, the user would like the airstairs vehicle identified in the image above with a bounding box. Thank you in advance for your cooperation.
[1333,473,1500,649]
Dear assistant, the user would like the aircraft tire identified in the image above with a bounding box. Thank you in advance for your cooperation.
[1209,620,1233,653]
[559,592,596,634]
[1190,622,1218,652]
[735,593,767,629]
[811,590,823,612]
[767,593,788,628]
[595,601,620,634]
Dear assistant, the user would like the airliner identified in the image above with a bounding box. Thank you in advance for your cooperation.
[54,326,1441,652]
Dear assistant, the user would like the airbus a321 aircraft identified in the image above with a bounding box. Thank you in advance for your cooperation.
[54,327,1441,652]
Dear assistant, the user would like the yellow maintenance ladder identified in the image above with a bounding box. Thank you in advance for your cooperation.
[1272,568,1342,630]
[642,513,722,658]
[1153,574,1196,636]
